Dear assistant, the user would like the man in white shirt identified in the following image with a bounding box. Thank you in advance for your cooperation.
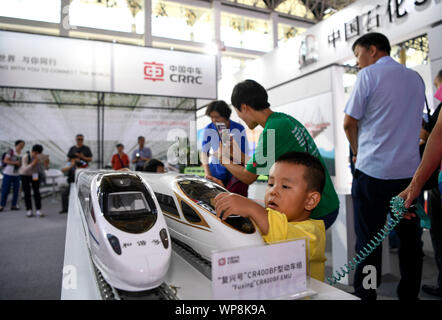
[344,32,425,300]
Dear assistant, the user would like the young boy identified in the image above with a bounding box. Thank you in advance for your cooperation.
[214,151,326,281]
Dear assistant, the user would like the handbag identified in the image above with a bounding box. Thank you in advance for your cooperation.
[117,154,128,169]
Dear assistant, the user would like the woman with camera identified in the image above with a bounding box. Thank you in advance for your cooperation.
[0,140,25,212]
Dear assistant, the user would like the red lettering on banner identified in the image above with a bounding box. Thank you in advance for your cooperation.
[144,62,164,81]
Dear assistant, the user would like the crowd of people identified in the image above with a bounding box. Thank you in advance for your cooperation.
[1,133,163,216]
[1,31,441,300]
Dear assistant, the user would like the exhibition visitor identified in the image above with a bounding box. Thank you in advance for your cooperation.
[0,140,25,212]
[111,143,130,170]
[214,151,326,281]
[19,144,44,218]
[399,74,442,297]
[67,134,93,167]
[201,100,250,197]
[132,136,152,171]
[343,32,425,300]
[217,79,339,230]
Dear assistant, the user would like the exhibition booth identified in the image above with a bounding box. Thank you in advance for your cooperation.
[215,0,442,285]
[1,0,441,301]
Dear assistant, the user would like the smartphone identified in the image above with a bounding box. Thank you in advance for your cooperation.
[215,122,229,145]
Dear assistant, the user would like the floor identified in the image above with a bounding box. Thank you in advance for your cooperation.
[0,195,67,300]
[0,192,441,300]
[324,227,442,300]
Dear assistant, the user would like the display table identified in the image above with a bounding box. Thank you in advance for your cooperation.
[61,184,358,300]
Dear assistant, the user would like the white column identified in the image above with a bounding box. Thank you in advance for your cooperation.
[270,11,278,49]
[60,0,70,37]
[144,0,152,46]
[212,0,222,80]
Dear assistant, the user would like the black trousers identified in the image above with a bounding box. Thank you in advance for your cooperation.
[61,183,71,212]
[427,186,442,287]
[20,175,41,211]
[352,170,423,300]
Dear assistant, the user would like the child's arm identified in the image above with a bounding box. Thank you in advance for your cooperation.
[214,193,269,234]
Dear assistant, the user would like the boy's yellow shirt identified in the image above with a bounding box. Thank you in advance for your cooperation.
[260,208,326,282]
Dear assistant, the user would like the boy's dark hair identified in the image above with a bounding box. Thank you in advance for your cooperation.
[15,140,24,146]
[143,159,164,172]
[116,143,124,148]
[76,134,83,138]
[231,79,270,111]
[352,32,391,56]
[138,136,145,141]
[32,144,43,153]
[276,151,325,194]
[205,100,232,119]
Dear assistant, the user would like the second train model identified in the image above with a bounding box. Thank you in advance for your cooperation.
[138,172,265,260]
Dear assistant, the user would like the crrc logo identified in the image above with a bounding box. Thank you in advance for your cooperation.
[144,62,164,81]
[218,258,226,266]
[143,62,204,84]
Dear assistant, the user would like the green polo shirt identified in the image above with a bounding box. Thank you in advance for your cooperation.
[246,112,339,219]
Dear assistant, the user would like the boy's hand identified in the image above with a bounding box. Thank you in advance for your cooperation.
[214,193,250,220]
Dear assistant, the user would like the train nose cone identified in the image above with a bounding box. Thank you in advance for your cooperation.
[118,254,167,291]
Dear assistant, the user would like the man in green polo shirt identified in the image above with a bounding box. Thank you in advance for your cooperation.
[219,79,339,229]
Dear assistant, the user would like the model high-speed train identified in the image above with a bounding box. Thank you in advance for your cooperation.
[75,170,171,292]
[137,172,265,260]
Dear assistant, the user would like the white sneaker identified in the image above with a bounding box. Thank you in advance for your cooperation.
[36,210,44,218]
[26,210,33,217]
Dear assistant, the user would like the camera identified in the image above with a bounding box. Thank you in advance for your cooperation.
[75,159,87,168]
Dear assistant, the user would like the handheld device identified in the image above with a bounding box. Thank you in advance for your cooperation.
[215,122,229,145]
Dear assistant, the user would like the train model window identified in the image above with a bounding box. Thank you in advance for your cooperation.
[154,192,179,217]
[181,201,201,223]
[99,174,158,234]
[107,192,151,218]
[177,178,225,212]
[178,177,255,234]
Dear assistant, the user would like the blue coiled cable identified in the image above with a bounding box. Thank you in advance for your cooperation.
[326,196,412,286]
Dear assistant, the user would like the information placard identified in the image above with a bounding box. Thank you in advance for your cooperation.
[212,239,307,300]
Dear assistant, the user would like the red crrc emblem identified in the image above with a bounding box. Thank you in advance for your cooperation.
[144,62,164,81]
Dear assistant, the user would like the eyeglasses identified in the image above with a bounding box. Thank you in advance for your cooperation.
[76,138,84,141]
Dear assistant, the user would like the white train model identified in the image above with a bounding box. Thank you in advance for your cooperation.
[137,172,265,260]
[75,170,171,292]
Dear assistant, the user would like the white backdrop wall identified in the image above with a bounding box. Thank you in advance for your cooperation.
[0,88,195,170]
[0,30,217,99]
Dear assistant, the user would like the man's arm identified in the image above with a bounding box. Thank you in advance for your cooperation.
[78,147,93,162]
[399,111,442,207]
[61,160,76,174]
[343,114,359,156]
[223,163,258,185]
[79,153,92,162]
